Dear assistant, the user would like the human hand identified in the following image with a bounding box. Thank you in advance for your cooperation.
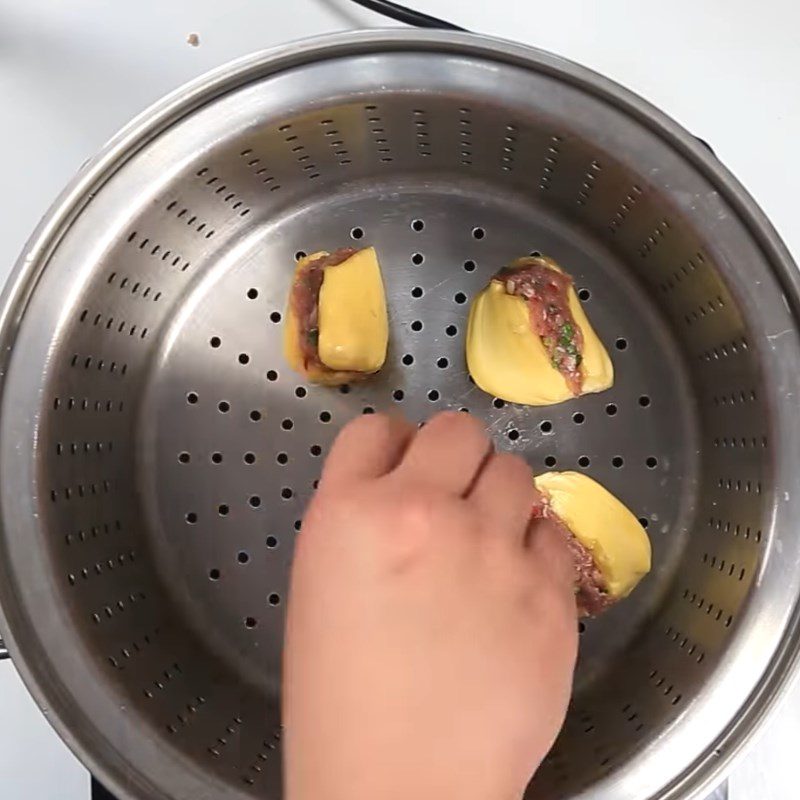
[283,411,578,800]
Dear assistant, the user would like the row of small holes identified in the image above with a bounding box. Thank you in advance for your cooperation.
[196,167,253,212]
[67,550,137,585]
[344,218,494,240]
[239,149,281,189]
[537,453,657,469]
[717,476,762,494]
[500,123,516,172]
[708,516,763,542]
[206,714,243,755]
[365,106,392,164]
[165,691,206,734]
[699,337,750,362]
[608,184,643,233]
[412,396,648,422]
[90,590,146,625]
[178,450,263,465]
[64,519,122,547]
[681,590,734,627]
[712,388,757,406]
[318,117,352,166]
[410,109,432,159]
[458,107,472,166]
[286,124,322,180]
[79,308,149,340]
[53,397,124,413]
[164,202,215,239]
[107,631,157,671]
[141,655,185,700]
[241,730,282,784]
[658,251,704,294]
[713,435,767,449]
[50,479,111,503]
[576,160,601,205]
[619,702,646,732]
[648,667,684,705]
[702,552,747,581]
[534,401,650,434]
[201,497,255,516]
[69,353,128,376]
[127,230,191,272]
[539,135,563,190]
[411,286,467,303]
[684,295,726,325]
[163,696,208,736]
[661,626,705,664]
[185,493,280,524]
[107,271,162,302]
[185,391,263,421]
[638,219,670,258]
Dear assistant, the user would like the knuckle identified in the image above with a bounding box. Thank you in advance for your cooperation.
[379,493,449,570]
[395,493,440,535]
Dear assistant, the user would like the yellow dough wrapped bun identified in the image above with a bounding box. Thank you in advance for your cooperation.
[534,471,651,602]
[283,247,388,385]
[466,257,613,405]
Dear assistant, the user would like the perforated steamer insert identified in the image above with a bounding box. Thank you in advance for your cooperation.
[1,30,800,800]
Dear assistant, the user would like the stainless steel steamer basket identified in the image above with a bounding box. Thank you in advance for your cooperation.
[1,29,799,800]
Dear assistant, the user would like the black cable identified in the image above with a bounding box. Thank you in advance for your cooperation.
[348,0,467,31]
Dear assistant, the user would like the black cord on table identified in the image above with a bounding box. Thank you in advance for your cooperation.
[348,0,466,31]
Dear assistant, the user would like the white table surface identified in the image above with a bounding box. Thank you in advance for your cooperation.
[1,1,798,797]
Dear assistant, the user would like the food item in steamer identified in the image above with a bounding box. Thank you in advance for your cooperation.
[532,471,651,617]
[466,255,613,406]
[283,246,389,385]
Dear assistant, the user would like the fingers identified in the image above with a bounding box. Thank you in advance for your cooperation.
[469,452,536,547]
[393,411,492,496]
[321,413,415,485]
[526,517,576,597]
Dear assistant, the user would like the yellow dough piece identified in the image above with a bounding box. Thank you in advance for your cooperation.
[283,247,388,385]
[534,471,651,600]
[466,260,613,405]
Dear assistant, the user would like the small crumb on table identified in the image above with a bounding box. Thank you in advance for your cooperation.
[186,33,200,47]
